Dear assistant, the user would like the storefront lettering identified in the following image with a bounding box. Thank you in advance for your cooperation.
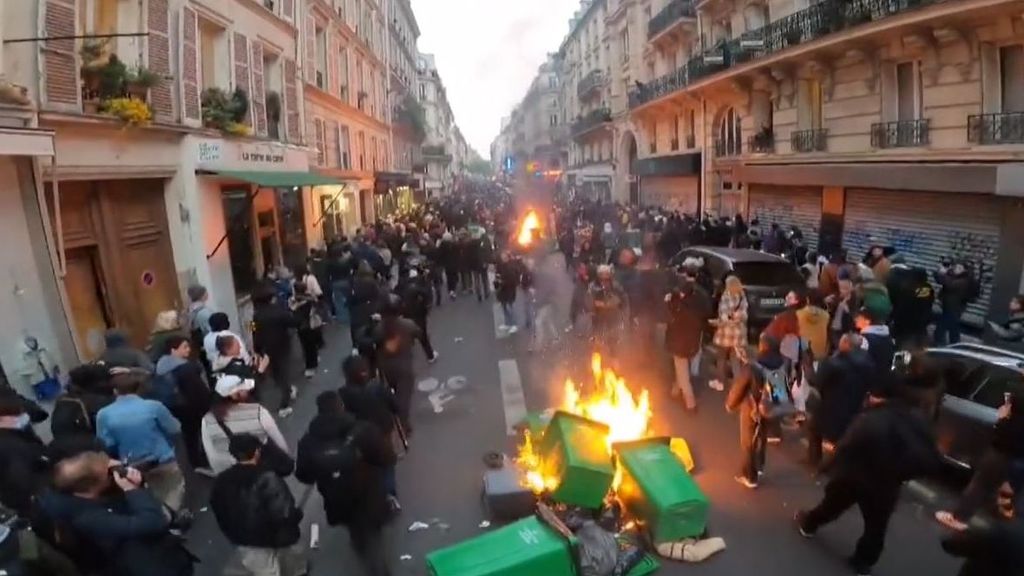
[197,142,221,163]
[240,150,286,164]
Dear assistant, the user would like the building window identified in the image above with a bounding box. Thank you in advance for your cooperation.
[339,47,350,102]
[549,75,557,89]
[550,114,558,126]
[79,0,119,41]
[419,83,426,100]
[264,52,282,139]
[798,78,824,130]
[355,58,364,110]
[671,115,680,151]
[314,118,326,166]
[315,25,327,89]
[718,107,742,155]
[358,131,366,170]
[198,19,227,90]
[896,60,921,121]
[1000,45,1024,112]
[371,136,378,170]
[686,109,696,148]
[338,125,352,169]
[649,121,657,154]
[620,27,630,63]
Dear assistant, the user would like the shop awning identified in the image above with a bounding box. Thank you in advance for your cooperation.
[0,127,55,156]
[200,169,344,187]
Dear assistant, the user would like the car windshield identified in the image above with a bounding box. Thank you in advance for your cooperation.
[732,262,803,287]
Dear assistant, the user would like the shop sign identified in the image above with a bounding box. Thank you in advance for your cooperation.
[195,138,309,172]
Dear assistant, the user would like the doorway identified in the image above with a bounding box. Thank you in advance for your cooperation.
[64,247,113,359]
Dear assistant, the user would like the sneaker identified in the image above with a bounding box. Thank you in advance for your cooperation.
[499,324,509,331]
[708,379,725,392]
[193,467,216,478]
[290,386,298,401]
[508,326,519,334]
[935,510,968,531]
[387,495,402,513]
[429,352,439,364]
[449,291,456,299]
[734,475,759,489]
[303,369,315,379]
[794,512,815,538]
[278,407,294,418]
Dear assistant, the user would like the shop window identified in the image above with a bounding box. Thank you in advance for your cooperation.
[338,125,352,169]
[275,188,307,270]
[222,190,258,296]
[999,45,1024,112]
[320,195,346,243]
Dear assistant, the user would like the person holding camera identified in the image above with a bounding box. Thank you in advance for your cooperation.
[934,260,979,345]
[211,434,306,576]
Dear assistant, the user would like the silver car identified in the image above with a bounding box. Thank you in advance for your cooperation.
[927,343,1024,470]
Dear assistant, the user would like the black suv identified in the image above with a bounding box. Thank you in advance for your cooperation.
[670,247,806,330]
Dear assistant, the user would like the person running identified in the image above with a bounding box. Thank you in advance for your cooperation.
[154,335,213,476]
[340,354,400,510]
[494,251,522,333]
[664,269,711,411]
[587,265,627,361]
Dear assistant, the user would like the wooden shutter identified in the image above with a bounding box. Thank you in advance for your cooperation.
[284,58,301,142]
[304,13,316,83]
[251,42,267,136]
[180,5,201,122]
[328,120,338,166]
[40,0,80,109]
[147,0,174,121]
[233,32,252,126]
[327,32,337,95]
[314,118,325,166]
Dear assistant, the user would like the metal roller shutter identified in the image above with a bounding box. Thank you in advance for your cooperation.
[748,185,822,250]
[640,176,698,214]
[843,189,1003,323]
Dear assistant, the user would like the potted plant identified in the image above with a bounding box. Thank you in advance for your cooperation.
[201,87,251,134]
[97,54,128,99]
[126,65,161,101]
[80,39,109,102]
[100,97,153,126]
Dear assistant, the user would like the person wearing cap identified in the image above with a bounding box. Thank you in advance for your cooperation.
[795,378,941,576]
[211,434,306,576]
[201,372,289,475]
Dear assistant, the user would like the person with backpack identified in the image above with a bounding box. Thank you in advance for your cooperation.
[296,391,396,576]
[96,372,184,514]
[805,333,873,469]
[204,313,250,373]
[395,260,438,363]
[154,336,213,476]
[0,394,53,519]
[726,335,791,489]
[796,378,941,576]
[211,434,306,576]
[289,283,324,380]
[50,364,112,462]
[201,368,290,476]
[934,261,979,345]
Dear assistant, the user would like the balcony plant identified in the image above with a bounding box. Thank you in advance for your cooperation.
[126,65,162,101]
[100,97,152,126]
[752,125,773,151]
[201,87,251,134]
[80,39,109,98]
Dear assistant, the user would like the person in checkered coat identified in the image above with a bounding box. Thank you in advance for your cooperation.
[710,274,749,391]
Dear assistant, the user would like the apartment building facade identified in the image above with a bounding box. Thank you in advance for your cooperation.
[385,0,421,182]
[418,52,456,197]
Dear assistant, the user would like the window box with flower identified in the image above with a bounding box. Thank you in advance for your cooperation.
[201,87,252,137]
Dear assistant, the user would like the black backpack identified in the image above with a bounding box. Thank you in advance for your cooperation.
[312,430,362,503]
[50,395,92,439]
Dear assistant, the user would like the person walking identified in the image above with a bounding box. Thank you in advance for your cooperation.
[201,370,290,476]
[100,329,154,372]
[935,261,977,345]
[252,285,299,418]
[805,333,873,468]
[340,354,400,510]
[0,394,53,518]
[826,278,858,350]
[797,290,831,362]
[376,316,425,436]
[204,312,250,373]
[587,265,627,361]
[528,256,561,353]
[395,261,438,362]
[211,434,306,576]
[437,232,460,299]
[289,283,324,380]
[494,251,521,333]
[726,335,789,489]
[296,392,396,576]
[936,392,1024,531]
[795,380,942,576]
[989,294,1024,345]
[187,284,215,374]
[155,335,213,476]
[96,371,185,514]
[710,274,748,392]
[664,273,711,411]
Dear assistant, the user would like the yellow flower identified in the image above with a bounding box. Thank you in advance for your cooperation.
[225,121,252,137]
[100,97,152,126]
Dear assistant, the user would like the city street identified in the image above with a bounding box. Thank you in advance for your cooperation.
[186,253,965,576]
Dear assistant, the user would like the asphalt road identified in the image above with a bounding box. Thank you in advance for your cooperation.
[186,252,967,576]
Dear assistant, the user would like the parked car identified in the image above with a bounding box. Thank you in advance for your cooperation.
[926,343,1024,470]
[669,246,806,332]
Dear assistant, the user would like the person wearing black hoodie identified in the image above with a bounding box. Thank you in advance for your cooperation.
[934,262,977,346]
[855,308,895,378]
[796,379,941,576]
[339,354,400,508]
[296,392,396,576]
[211,434,305,576]
[886,262,935,349]
[936,392,1024,532]
[252,284,300,419]
[0,394,52,519]
[726,335,788,490]
[805,333,873,468]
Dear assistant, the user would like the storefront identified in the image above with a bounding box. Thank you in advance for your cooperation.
[747,185,822,250]
[634,153,700,213]
[310,183,360,246]
[578,163,614,202]
[374,172,420,220]
[188,136,342,335]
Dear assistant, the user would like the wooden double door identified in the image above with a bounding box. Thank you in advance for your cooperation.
[48,179,179,358]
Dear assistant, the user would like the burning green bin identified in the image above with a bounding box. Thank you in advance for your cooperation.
[540,411,615,509]
[614,437,709,543]
[425,516,577,576]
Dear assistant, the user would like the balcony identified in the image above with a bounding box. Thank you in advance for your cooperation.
[714,138,742,158]
[572,107,612,138]
[577,70,605,99]
[748,130,775,153]
[629,0,941,110]
[791,129,828,152]
[422,145,452,161]
[648,0,696,41]
[967,112,1024,145]
[871,119,929,149]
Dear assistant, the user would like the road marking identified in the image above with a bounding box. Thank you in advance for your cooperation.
[493,303,509,339]
[499,359,527,436]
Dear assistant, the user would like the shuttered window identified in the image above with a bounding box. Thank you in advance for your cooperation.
[251,42,267,136]
[314,118,326,166]
[180,6,201,121]
[233,33,253,126]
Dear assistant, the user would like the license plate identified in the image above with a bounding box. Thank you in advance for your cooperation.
[760,298,785,307]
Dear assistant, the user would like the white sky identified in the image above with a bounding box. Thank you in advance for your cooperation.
[413,0,579,159]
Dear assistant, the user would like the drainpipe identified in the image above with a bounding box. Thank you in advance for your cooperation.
[700,96,707,215]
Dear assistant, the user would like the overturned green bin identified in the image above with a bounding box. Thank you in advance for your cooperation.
[425,516,577,576]
[539,411,615,509]
[614,437,709,543]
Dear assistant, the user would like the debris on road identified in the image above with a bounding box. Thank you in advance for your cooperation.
[310,523,320,549]
[478,521,491,529]
[400,555,413,561]
[454,337,464,342]
[408,521,430,532]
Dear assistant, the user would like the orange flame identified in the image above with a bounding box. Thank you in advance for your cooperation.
[517,210,542,247]
[516,353,652,494]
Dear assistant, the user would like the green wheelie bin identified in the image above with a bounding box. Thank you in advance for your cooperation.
[425,516,578,576]
[539,411,615,509]
[614,436,709,543]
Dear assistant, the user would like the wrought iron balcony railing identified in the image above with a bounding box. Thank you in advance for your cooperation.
[871,119,930,148]
[714,138,742,157]
[577,69,605,99]
[572,107,613,137]
[748,131,775,153]
[967,112,1024,145]
[629,0,940,109]
[648,0,696,40]
[791,128,828,152]
[422,145,449,157]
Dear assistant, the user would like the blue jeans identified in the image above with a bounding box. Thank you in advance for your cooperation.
[332,280,350,324]
[934,308,962,345]
[501,301,516,327]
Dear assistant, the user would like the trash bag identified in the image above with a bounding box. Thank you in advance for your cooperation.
[611,545,645,576]
[577,521,618,576]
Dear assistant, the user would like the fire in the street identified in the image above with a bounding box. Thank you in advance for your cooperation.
[516,209,542,246]
[517,353,652,494]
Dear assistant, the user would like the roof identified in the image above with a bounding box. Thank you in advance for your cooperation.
[687,246,790,264]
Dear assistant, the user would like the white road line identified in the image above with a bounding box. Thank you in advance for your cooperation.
[493,302,509,339]
[498,359,527,436]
